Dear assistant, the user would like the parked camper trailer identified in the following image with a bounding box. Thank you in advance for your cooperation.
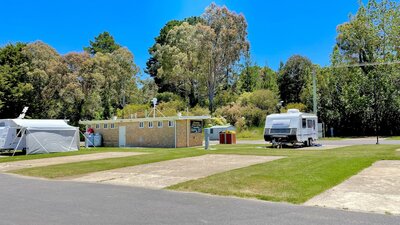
[0,119,79,154]
[264,109,318,147]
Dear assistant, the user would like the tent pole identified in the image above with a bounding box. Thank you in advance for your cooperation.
[8,127,23,150]
[67,129,77,151]
[12,128,25,157]
[27,129,49,154]
[79,130,96,149]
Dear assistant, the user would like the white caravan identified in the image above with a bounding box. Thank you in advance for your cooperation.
[264,109,318,147]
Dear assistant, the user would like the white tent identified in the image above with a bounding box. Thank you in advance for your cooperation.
[0,119,79,155]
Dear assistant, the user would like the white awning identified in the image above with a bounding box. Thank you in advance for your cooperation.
[11,119,74,129]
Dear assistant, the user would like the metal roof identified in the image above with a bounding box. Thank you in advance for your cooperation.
[79,116,211,125]
[209,125,234,129]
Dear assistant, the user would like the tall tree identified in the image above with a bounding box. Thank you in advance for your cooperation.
[0,43,32,118]
[84,31,121,55]
[146,17,204,92]
[278,55,313,104]
[23,41,66,118]
[335,0,400,135]
[202,3,249,112]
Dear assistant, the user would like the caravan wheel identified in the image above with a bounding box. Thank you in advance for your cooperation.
[308,139,313,147]
[303,141,308,147]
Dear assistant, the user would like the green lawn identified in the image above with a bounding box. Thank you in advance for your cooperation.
[9,147,206,178]
[385,136,400,140]
[168,144,400,203]
[0,147,149,163]
[5,144,400,204]
[318,137,347,141]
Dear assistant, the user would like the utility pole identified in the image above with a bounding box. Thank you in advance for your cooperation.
[312,68,317,115]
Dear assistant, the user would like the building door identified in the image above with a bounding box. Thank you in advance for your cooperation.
[119,126,126,147]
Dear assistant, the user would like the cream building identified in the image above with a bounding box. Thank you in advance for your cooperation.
[79,116,210,148]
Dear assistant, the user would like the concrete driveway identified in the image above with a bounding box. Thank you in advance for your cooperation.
[70,154,284,188]
[305,160,400,215]
[0,152,146,172]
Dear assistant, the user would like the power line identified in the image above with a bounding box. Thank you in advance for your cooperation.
[332,60,400,68]
[329,60,400,144]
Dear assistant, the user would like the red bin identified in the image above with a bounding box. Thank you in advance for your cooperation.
[219,132,226,144]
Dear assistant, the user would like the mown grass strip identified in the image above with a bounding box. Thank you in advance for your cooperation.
[11,148,206,178]
[168,145,400,204]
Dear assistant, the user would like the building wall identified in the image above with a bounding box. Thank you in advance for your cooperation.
[92,119,204,148]
[176,120,203,147]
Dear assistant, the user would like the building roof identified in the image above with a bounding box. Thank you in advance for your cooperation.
[79,116,211,125]
[210,125,234,129]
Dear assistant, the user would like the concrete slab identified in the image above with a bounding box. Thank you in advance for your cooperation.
[304,160,400,215]
[71,154,284,189]
[0,152,146,172]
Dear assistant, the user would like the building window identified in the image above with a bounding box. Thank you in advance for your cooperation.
[158,121,163,128]
[148,121,153,128]
[168,121,174,127]
[139,122,144,128]
[103,123,108,129]
[110,123,115,129]
[96,124,100,129]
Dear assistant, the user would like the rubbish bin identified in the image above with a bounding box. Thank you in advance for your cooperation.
[226,132,236,144]
[219,131,236,144]
[219,132,226,144]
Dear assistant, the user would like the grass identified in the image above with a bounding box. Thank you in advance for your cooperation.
[318,137,347,141]
[9,147,206,178]
[385,136,400,140]
[168,144,400,204]
[236,127,264,140]
[0,147,152,163]
[5,144,400,204]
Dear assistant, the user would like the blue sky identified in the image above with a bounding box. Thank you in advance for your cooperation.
[1,0,360,75]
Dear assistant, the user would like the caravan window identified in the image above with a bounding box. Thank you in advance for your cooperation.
[307,120,313,128]
[302,119,306,128]
[0,122,5,127]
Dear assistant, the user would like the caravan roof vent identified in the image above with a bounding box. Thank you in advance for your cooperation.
[287,109,300,114]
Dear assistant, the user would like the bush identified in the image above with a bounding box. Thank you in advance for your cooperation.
[241,105,265,127]
[157,100,186,116]
[235,117,247,131]
[214,90,239,107]
[249,89,279,114]
[189,105,210,116]
[215,103,242,125]
[155,92,182,103]
[116,104,150,118]
[204,117,228,128]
